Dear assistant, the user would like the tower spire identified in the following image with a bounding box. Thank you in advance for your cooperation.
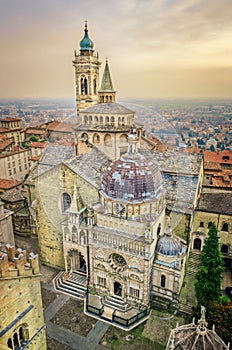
[99,59,116,103]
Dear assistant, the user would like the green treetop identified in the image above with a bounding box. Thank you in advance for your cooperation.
[195,222,224,306]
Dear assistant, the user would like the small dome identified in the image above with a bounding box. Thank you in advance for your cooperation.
[101,152,163,202]
[80,23,94,51]
[156,230,182,256]
[166,307,228,350]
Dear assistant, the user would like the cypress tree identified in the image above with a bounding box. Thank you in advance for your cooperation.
[195,222,224,306]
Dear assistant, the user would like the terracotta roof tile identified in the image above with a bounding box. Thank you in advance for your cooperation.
[0,178,21,189]
[47,121,75,132]
[204,150,232,164]
[0,117,21,122]
[29,142,46,148]
[26,128,46,135]
[0,127,9,133]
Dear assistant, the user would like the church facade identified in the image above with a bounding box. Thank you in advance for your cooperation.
[32,23,191,329]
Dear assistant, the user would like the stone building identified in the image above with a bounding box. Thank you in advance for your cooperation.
[0,148,31,180]
[0,117,24,145]
[52,127,187,329]
[203,150,232,190]
[29,22,202,328]
[0,200,14,245]
[191,192,232,269]
[0,243,46,350]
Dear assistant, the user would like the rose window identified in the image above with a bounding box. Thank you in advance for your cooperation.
[108,253,127,272]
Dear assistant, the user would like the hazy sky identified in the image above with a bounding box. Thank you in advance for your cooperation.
[0,0,232,99]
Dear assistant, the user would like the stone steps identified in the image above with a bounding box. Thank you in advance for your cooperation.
[104,295,129,312]
[178,303,192,315]
[178,249,201,315]
[53,271,87,300]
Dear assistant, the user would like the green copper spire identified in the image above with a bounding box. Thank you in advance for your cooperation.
[80,21,94,51]
[99,59,114,92]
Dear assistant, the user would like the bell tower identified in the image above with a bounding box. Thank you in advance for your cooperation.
[73,21,101,112]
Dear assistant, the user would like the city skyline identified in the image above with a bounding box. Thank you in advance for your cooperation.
[0,0,232,100]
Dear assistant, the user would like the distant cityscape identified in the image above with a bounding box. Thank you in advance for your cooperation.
[0,98,231,152]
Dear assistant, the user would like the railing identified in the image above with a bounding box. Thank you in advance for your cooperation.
[113,308,148,328]
[85,290,149,329]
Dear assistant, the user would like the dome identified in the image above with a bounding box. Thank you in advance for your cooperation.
[156,228,182,256]
[80,23,94,51]
[166,307,228,350]
[101,152,163,202]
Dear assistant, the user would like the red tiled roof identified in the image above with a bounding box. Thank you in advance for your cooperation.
[29,155,41,161]
[46,121,61,130]
[29,142,46,148]
[47,121,74,132]
[0,178,21,189]
[0,127,9,133]
[26,128,46,135]
[204,150,232,164]
[0,139,13,151]
[0,117,21,122]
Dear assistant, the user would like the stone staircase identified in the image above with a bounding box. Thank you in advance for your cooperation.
[178,249,201,315]
[53,270,87,300]
[103,294,130,312]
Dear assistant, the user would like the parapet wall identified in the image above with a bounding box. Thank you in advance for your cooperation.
[0,243,40,278]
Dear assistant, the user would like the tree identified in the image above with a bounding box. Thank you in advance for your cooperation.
[195,223,224,306]
[193,300,232,346]
[29,135,39,142]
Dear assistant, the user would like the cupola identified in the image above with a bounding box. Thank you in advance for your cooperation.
[80,21,94,51]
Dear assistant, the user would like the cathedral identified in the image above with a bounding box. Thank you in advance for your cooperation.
[31,22,191,329]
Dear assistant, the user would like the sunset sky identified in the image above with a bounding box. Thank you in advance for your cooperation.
[0,0,232,99]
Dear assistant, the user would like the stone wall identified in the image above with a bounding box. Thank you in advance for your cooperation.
[0,245,46,350]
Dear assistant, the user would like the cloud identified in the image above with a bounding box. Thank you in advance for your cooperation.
[0,0,232,98]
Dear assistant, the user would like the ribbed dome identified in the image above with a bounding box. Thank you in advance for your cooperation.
[80,23,94,51]
[101,152,163,202]
[156,229,182,256]
[167,308,228,350]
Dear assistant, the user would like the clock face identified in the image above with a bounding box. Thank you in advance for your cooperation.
[115,203,126,215]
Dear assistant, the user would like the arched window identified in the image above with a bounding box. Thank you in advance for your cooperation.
[13,332,19,347]
[94,116,98,124]
[208,221,213,228]
[104,134,112,146]
[221,244,229,254]
[200,221,204,228]
[161,274,166,288]
[222,223,228,232]
[106,95,108,102]
[7,338,13,349]
[120,134,127,144]
[93,77,97,94]
[157,224,161,236]
[93,133,100,144]
[84,115,88,124]
[111,116,115,124]
[122,117,125,125]
[63,193,71,212]
[100,116,103,125]
[118,117,121,125]
[194,237,202,250]
[89,116,92,124]
[106,116,109,124]
[72,226,78,242]
[81,76,88,95]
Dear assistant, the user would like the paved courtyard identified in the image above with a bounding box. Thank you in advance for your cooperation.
[41,265,109,350]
